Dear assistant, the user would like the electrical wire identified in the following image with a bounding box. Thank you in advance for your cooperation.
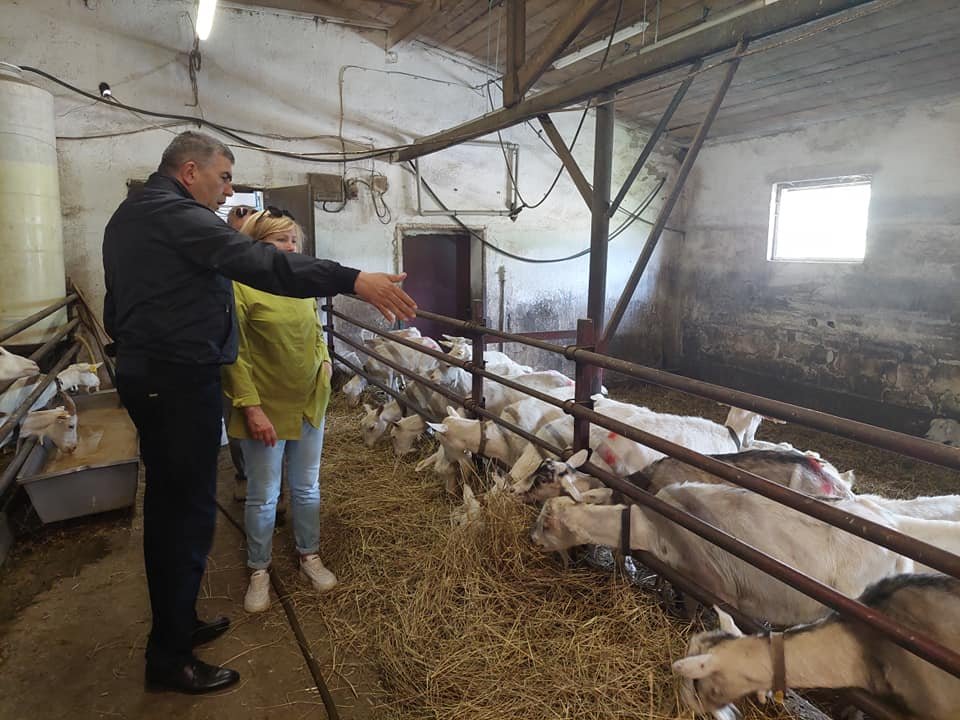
[407,162,666,264]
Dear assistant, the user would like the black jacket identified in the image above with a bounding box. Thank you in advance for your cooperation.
[103,173,359,369]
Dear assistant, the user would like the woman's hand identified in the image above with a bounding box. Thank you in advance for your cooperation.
[244,405,278,447]
[321,360,332,384]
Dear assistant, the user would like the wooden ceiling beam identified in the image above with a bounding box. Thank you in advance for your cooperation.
[387,0,443,48]
[503,0,527,105]
[393,0,883,161]
[515,0,608,98]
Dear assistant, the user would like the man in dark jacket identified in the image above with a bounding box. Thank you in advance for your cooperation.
[103,131,415,694]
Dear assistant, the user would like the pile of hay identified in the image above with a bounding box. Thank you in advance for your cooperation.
[296,395,799,720]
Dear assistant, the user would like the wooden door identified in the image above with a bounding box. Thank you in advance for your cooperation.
[401,233,471,340]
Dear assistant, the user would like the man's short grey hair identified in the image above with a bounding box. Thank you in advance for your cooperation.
[158,131,235,175]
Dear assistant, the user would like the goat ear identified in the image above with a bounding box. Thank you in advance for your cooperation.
[445,405,459,418]
[714,607,744,637]
[840,470,856,486]
[566,449,589,468]
[672,654,716,679]
[559,474,583,503]
[426,422,447,434]
[580,488,613,504]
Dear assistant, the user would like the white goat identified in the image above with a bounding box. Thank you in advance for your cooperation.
[517,448,853,505]
[0,376,59,449]
[342,373,367,407]
[56,362,102,394]
[19,392,79,453]
[530,482,960,626]
[673,575,960,720]
[0,347,39,383]
[509,397,743,487]
[391,414,427,456]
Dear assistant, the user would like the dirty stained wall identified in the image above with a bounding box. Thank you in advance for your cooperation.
[674,100,960,429]
[1,0,678,374]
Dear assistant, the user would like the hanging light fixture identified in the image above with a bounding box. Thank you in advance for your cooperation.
[552,19,650,70]
[196,0,218,41]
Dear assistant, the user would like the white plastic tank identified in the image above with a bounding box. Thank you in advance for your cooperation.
[0,62,67,345]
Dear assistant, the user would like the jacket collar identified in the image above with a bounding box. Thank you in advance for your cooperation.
[146,171,193,200]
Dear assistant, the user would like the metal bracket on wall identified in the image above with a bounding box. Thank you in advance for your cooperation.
[415,140,520,217]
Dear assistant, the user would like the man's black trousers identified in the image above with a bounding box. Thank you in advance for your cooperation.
[117,366,222,670]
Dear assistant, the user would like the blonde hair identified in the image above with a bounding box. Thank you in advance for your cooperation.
[239,209,303,245]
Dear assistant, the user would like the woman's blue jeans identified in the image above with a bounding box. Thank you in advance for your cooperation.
[240,418,325,569]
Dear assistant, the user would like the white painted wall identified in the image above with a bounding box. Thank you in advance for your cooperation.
[1,0,679,368]
[676,100,960,421]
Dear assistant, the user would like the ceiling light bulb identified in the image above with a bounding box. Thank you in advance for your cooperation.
[196,0,218,41]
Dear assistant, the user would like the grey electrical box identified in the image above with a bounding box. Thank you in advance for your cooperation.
[308,173,345,202]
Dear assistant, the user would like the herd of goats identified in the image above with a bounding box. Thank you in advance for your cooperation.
[336,327,960,720]
[2,331,959,718]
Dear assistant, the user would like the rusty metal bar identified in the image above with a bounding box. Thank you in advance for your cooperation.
[608,59,702,217]
[580,456,960,680]
[0,294,78,345]
[0,342,82,445]
[601,41,746,352]
[483,329,577,346]
[572,318,596,454]
[27,318,80,363]
[570,348,960,472]
[322,296,336,359]
[469,301,486,419]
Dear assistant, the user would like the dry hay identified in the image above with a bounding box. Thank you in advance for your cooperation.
[297,394,801,720]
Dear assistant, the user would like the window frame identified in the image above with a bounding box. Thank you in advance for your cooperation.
[767,175,872,264]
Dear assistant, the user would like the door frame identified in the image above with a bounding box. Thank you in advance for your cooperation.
[394,223,486,321]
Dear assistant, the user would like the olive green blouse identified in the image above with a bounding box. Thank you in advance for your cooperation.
[222,282,331,440]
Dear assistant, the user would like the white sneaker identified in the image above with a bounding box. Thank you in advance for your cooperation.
[300,554,338,592]
[244,569,271,613]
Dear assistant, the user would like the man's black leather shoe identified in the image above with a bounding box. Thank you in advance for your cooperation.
[145,658,240,694]
[192,616,230,646]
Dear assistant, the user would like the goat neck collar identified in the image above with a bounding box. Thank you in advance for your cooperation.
[769,631,786,701]
[620,506,631,556]
[725,424,743,450]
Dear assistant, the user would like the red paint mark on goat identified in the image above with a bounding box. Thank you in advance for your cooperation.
[607,431,619,440]
[597,444,618,468]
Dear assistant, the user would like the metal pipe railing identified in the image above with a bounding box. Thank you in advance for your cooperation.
[330,349,440,423]
[28,318,81,363]
[328,300,960,684]
[0,294,78,345]
[330,308,960,578]
[413,307,959,472]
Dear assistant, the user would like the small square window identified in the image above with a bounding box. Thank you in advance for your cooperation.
[768,176,871,262]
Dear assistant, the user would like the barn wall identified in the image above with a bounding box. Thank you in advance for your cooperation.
[674,100,960,431]
[1,0,681,372]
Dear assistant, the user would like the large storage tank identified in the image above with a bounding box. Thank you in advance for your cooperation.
[0,62,67,345]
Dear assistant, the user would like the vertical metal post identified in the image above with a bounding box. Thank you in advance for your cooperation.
[600,42,746,351]
[572,318,596,454]
[322,296,335,357]
[587,90,615,393]
[470,299,486,417]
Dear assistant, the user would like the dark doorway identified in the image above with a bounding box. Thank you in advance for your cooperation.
[402,233,472,340]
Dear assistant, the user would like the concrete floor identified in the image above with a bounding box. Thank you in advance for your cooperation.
[0,452,373,720]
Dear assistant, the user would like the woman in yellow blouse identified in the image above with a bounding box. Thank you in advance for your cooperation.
[223,207,337,613]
